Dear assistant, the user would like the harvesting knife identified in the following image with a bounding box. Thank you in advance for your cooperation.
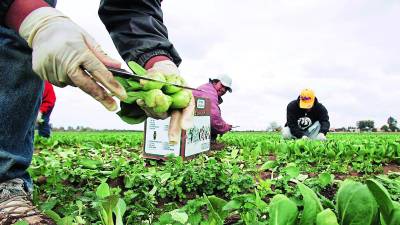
[107,66,202,92]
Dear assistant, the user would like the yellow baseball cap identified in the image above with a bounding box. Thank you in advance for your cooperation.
[299,89,315,109]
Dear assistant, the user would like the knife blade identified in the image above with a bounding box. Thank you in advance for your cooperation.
[106,66,202,92]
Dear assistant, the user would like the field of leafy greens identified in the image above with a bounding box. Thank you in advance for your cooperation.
[31,132,400,225]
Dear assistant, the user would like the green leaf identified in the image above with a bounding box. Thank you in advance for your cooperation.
[149,186,157,196]
[188,212,202,225]
[366,179,394,225]
[207,195,228,219]
[107,195,120,210]
[337,180,378,225]
[110,166,121,179]
[96,182,110,199]
[79,158,101,169]
[116,112,147,125]
[389,208,400,225]
[40,199,58,210]
[204,195,228,224]
[298,182,323,225]
[76,216,85,224]
[222,199,241,211]
[255,189,268,213]
[231,148,239,159]
[114,198,127,225]
[126,79,142,90]
[318,172,333,187]
[285,165,300,178]
[114,76,130,89]
[258,160,277,171]
[58,216,74,225]
[160,172,171,184]
[128,61,147,76]
[316,209,339,225]
[268,194,298,225]
[157,212,174,224]
[170,209,189,224]
[43,209,61,222]
[14,221,29,225]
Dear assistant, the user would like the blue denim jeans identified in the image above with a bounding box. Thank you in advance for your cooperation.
[282,121,321,140]
[0,0,57,194]
[0,26,43,192]
[38,109,53,138]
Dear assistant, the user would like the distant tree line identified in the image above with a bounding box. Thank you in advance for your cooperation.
[52,116,400,133]
[337,116,399,132]
[52,125,140,132]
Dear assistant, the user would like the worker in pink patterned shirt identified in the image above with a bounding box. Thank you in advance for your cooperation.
[192,75,233,150]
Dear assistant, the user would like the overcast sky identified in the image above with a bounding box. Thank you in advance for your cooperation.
[52,0,400,131]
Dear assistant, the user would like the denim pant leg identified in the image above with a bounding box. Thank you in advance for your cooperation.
[305,121,321,139]
[210,127,218,141]
[38,109,53,138]
[0,26,43,192]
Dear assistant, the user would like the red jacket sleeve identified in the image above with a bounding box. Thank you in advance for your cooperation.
[40,81,56,113]
[5,0,49,31]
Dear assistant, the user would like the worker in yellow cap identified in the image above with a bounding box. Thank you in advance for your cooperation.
[282,89,330,140]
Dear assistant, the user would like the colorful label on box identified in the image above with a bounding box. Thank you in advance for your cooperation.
[184,116,210,157]
[196,98,206,109]
[144,118,180,157]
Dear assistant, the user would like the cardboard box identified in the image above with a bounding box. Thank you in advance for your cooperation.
[143,97,211,160]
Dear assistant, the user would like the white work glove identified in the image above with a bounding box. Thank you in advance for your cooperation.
[301,135,309,140]
[143,60,194,143]
[148,60,180,76]
[19,7,127,111]
[316,133,327,141]
[36,111,43,124]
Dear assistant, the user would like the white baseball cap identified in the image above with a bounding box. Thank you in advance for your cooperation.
[209,74,232,92]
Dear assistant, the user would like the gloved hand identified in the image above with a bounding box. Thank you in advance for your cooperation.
[19,7,127,111]
[148,60,180,76]
[36,111,44,124]
[136,99,168,119]
[143,59,194,126]
[168,96,195,144]
[316,133,327,141]
[301,135,309,140]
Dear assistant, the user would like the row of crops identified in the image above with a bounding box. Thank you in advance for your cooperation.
[31,132,400,224]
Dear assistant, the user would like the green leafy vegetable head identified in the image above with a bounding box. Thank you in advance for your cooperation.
[140,71,166,90]
[170,90,192,109]
[162,74,185,94]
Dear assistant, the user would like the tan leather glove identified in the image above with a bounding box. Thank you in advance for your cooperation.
[19,7,127,111]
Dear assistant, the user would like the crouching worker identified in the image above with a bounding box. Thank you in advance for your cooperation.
[193,75,233,150]
[282,89,330,140]
[36,81,56,138]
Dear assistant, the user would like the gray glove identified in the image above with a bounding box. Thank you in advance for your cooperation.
[36,111,44,124]
[316,133,327,141]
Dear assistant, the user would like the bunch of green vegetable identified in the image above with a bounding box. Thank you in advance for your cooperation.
[116,61,192,124]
